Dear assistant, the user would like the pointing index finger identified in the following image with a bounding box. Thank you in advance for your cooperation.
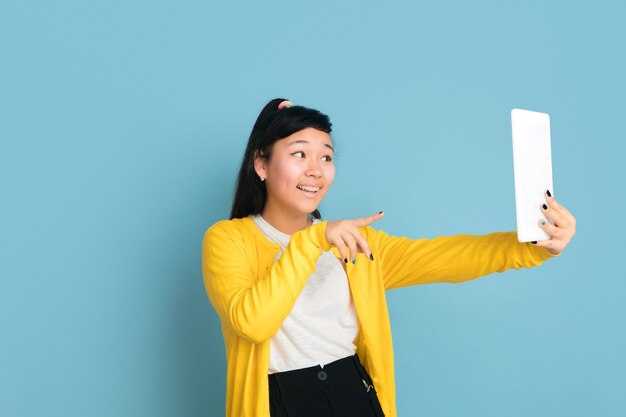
[353,211,385,227]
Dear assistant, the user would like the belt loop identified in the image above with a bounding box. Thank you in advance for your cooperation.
[352,355,373,391]
[273,372,287,400]
[352,354,366,378]
[269,373,291,417]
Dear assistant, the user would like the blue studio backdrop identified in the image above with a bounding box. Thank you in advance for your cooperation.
[1,1,625,416]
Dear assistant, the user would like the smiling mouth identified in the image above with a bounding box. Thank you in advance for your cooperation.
[296,185,320,194]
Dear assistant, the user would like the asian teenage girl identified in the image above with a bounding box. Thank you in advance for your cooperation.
[202,98,576,417]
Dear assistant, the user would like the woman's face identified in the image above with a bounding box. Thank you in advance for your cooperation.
[255,127,335,218]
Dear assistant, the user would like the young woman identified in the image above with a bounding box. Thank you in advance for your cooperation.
[202,98,576,417]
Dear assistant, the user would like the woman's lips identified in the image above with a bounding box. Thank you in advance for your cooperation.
[296,185,320,195]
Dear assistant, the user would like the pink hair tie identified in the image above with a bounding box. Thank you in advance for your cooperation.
[277,100,293,110]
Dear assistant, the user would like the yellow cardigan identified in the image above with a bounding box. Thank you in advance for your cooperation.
[202,216,557,417]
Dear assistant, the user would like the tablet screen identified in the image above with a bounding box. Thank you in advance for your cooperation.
[511,108,554,242]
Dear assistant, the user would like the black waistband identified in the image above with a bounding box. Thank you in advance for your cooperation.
[269,354,360,381]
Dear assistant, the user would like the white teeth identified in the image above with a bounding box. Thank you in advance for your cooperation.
[297,185,319,192]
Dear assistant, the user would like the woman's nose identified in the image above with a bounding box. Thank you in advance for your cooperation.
[305,159,322,177]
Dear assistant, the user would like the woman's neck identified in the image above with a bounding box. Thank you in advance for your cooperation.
[260,207,311,235]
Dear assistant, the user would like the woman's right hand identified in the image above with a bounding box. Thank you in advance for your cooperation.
[325,211,385,264]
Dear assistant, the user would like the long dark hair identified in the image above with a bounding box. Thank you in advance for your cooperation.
[230,98,333,220]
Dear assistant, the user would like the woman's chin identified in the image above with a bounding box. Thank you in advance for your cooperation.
[296,204,319,216]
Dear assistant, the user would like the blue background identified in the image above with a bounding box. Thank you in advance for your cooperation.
[1,0,624,416]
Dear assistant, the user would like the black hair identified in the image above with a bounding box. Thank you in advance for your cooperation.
[230,98,333,220]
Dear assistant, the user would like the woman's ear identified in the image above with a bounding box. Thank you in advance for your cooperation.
[253,150,267,180]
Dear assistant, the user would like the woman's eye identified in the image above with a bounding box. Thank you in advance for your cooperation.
[292,151,332,162]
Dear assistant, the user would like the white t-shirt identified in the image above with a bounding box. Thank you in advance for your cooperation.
[252,214,359,374]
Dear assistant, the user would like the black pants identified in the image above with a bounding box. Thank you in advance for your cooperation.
[268,354,385,417]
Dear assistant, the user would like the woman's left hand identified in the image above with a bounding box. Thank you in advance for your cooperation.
[535,190,577,255]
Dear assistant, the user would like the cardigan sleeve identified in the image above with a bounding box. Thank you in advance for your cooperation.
[202,220,333,344]
[370,229,560,290]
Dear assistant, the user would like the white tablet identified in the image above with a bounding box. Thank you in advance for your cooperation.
[511,108,554,243]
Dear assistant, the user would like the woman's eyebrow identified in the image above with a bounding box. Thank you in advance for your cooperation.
[287,139,334,152]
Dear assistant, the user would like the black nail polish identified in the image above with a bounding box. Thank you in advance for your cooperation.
[344,258,348,264]
[531,241,537,244]
[546,190,552,197]
[369,253,374,261]
[543,204,548,210]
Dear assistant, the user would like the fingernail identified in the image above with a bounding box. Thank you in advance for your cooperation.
[546,190,552,197]
[369,253,374,261]
[531,241,537,244]
[541,219,546,225]
[344,258,348,264]
[542,204,548,210]
[352,258,356,264]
